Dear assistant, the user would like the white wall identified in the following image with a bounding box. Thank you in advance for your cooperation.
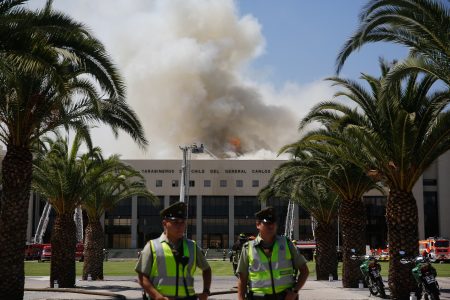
[438,152,450,239]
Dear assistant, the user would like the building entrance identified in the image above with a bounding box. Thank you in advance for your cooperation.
[206,234,224,249]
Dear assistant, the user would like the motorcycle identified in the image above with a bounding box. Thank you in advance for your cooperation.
[399,251,440,300]
[351,249,386,298]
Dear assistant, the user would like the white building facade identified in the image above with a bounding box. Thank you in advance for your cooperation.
[25,154,450,249]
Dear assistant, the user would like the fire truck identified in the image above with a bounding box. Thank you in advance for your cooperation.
[371,247,389,261]
[294,240,316,261]
[419,237,450,262]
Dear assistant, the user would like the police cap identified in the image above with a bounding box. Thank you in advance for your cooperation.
[160,201,187,220]
[255,206,277,223]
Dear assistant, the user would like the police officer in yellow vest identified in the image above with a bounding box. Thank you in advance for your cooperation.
[237,207,309,300]
[136,202,212,300]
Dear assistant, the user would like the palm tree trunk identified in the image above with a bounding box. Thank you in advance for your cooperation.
[315,221,338,280]
[341,198,366,287]
[51,211,77,288]
[82,219,105,280]
[0,146,33,300]
[387,190,418,299]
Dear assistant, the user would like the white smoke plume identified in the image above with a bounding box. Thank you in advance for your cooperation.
[29,0,335,159]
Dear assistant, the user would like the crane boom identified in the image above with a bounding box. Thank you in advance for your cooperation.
[179,146,189,203]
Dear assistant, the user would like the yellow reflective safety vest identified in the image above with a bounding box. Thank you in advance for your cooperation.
[248,236,294,294]
[149,238,197,297]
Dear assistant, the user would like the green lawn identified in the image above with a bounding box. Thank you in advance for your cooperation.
[25,260,450,277]
[25,260,140,276]
[376,261,450,277]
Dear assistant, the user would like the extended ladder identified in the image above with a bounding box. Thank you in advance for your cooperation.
[34,202,51,244]
[33,202,84,244]
[284,200,295,239]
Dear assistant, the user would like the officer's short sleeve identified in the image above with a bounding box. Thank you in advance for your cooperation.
[135,242,152,275]
[236,243,249,276]
[288,240,307,269]
[195,244,210,271]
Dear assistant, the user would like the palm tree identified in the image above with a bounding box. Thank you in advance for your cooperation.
[33,132,132,287]
[336,0,450,85]
[260,160,339,281]
[0,2,147,297]
[280,142,381,287]
[301,60,450,298]
[82,157,157,280]
[0,0,79,76]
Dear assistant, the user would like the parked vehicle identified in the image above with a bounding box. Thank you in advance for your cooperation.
[38,242,84,262]
[295,240,316,261]
[369,247,389,261]
[351,249,386,298]
[75,242,84,262]
[39,245,52,262]
[379,250,389,261]
[400,251,440,300]
[419,237,450,262]
[24,243,46,260]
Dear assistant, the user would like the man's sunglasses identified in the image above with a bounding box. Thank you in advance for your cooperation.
[166,218,186,224]
[262,221,275,225]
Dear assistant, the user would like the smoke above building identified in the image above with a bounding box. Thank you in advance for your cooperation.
[33,0,334,159]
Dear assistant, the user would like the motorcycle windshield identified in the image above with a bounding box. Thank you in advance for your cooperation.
[370,269,380,277]
[423,274,436,284]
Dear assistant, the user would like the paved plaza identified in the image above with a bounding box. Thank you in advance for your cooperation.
[24,276,450,300]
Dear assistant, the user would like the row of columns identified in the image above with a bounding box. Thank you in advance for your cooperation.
[25,193,300,248]
[129,195,300,248]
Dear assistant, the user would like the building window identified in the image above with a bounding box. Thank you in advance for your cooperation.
[363,196,388,249]
[424,191,439,237]
[204,180,211,187]
[112,218,131,226]
[104,198,132,249]
[236,180,243,187]
[156,180,163,187]
[202,196,229,249]
[137,196,164,248]
[172,180,179,187]
[220,180,227,187]
[112,234,131,248]
[234,196,260,237]
[423,179,437,186]
[189,180,195,187]
[252,180,259,187]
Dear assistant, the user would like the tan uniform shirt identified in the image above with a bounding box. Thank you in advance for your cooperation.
[135,233,210,275]
[236,235,307,277]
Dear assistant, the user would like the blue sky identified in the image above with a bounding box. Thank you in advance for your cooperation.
[29,0,412,158]
[238,0,408,86]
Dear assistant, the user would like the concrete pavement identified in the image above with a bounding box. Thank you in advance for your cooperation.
[24,276,450,300]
